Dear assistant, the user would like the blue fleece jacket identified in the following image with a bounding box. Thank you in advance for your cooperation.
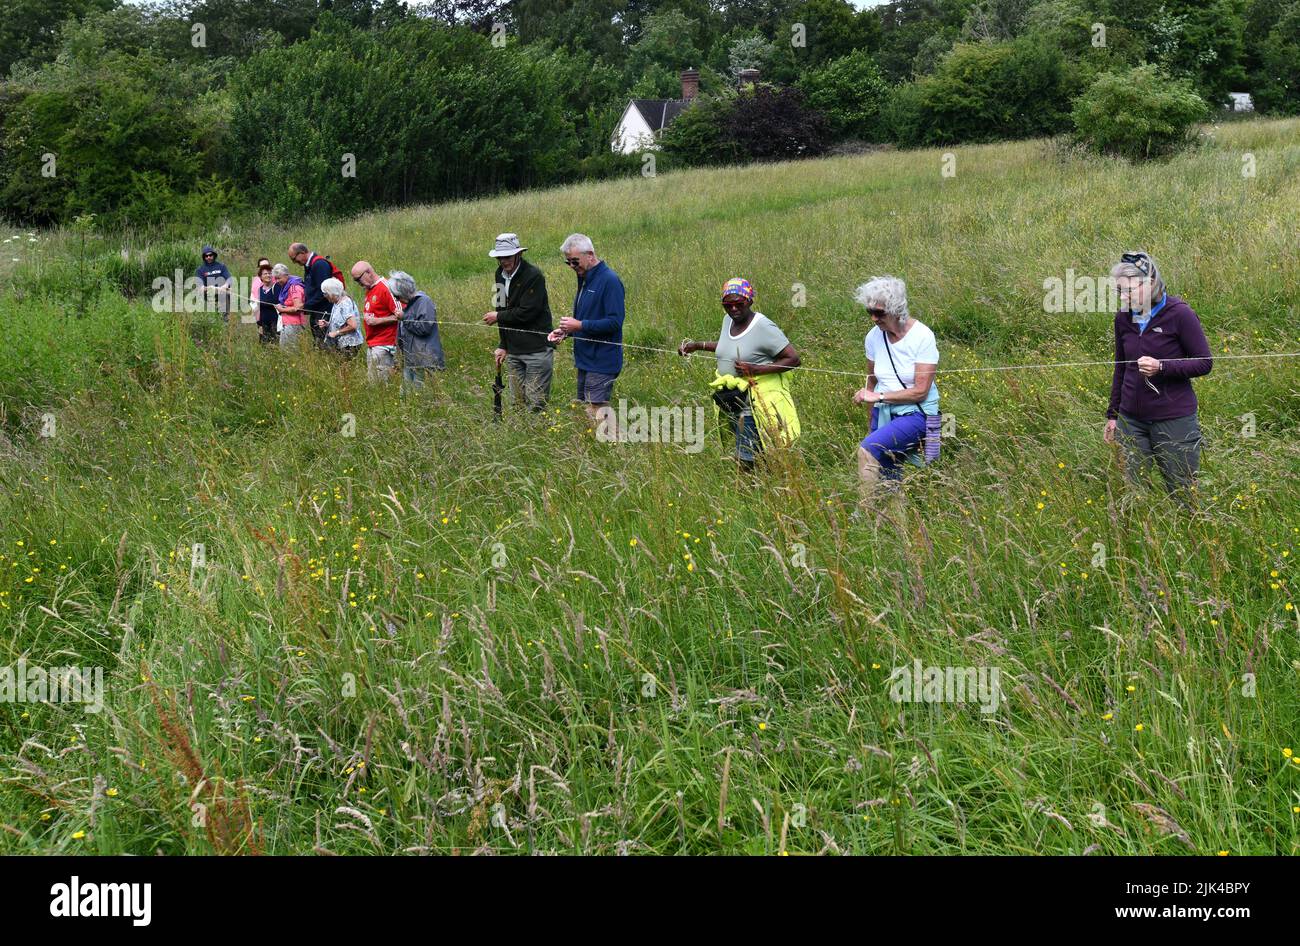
[570,261,625,376]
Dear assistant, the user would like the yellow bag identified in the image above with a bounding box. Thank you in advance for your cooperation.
[710,372,800,449]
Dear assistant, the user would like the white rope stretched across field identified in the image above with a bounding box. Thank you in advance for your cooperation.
[230,296,1300,381]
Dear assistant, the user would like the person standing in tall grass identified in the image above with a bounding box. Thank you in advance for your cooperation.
[352,260,402,382]
[1104,251,1212,498]
[550,234,625,439]
[252,260,278,344]
[272,263,307,351]
[678,278,801,471]
[484,233,555,413]
[389,270,444,389]
[318,277,363,358]
[852,276,940,498]
[290,243,338,348]
[196,244,233,323]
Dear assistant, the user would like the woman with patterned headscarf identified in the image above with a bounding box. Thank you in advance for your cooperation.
[678,278,801,470]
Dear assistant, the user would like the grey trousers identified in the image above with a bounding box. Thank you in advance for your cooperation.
[1117,412,1202,494]
[507,350,553,413]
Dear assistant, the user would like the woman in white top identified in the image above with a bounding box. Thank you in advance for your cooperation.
[852,276,940,495]
[318,278,364,356]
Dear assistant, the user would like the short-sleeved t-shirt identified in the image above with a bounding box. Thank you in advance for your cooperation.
[363,278,398,347]
[714,312,791,378]
[328,296,364,348]
[279,283,306,326]
[865,319,940,413]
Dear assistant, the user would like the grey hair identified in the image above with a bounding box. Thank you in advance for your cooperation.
[271,263,290,277]
[1109,252,1165,301]
[561,233,594,255]
[854,275,909,323]
[387,270,417,302]
[321,277,344,299]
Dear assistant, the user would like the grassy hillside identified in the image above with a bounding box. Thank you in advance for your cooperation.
[1,120,1299,854]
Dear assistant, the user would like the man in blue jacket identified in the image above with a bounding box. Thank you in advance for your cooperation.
[550,233,625,440]
[290,242,337,347]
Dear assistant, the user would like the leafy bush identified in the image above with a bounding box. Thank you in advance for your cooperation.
[798,49,890,142]
[1071,65,1207,160]
[226,15,584,217]
[726,85,831,161]
[659,94,739,166]
[661,85,831,166]
[886,39,1080,146]
[1250,2,1300,115]
[0,27,229,228]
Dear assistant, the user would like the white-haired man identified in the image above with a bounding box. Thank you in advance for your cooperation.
[549,233,625,438]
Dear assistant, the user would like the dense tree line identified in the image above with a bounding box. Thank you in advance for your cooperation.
[0,0,1295,228]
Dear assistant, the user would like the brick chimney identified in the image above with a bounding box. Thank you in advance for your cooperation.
[680,68,700,101]
[738,68,760,89]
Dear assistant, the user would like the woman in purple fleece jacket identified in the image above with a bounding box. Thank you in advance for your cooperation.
[1103,251,1212,496]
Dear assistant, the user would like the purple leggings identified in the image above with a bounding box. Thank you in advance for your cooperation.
[860,409,927,475]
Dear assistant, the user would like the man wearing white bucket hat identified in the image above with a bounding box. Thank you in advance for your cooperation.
[482,233,555,413]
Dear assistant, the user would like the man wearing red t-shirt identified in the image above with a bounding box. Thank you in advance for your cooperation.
[352,260,401,383]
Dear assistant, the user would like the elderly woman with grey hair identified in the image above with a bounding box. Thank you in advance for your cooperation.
[1104,250,1212,496]
[316,277,363,358]
[272,263,307,351]
[388,270,444,388]
[851,275,940,498]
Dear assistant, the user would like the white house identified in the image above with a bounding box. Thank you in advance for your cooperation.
[1227,92,1254,112]
[611,69,699,154]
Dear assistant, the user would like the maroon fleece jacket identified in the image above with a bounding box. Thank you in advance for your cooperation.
[1107,294,1212,422]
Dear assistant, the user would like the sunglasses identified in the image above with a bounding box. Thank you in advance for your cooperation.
[868,307,887,318]
[564,257,582,267]
[1120,252,1152,276]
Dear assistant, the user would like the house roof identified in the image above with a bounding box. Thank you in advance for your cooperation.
[629,99,691,132]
